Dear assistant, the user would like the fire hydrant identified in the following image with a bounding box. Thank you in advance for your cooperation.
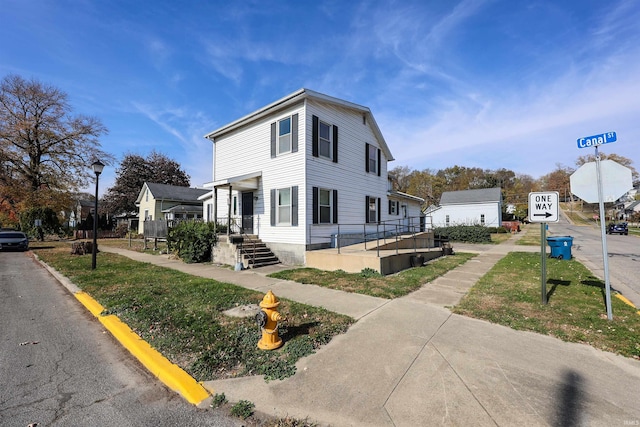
[255,290,285,350]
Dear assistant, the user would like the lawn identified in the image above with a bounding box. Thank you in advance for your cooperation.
[454,252,640,359]
[30,242,353,382]
[268,252,477,299]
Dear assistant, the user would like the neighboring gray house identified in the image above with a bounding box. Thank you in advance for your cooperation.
[136,182,209,234]
[425,187,503,228]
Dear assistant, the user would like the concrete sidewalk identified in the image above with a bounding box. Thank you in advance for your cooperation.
[100,237,640,426]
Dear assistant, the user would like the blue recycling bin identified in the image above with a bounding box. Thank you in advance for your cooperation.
[546,236,573,260]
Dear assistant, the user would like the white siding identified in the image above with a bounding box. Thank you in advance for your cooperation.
[305,100,389,243]
[213,102,307,248]
[430,202,501,227]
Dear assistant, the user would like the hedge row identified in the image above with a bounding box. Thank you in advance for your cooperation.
[433,225,492,243]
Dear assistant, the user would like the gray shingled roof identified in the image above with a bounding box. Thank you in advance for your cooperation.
[440,187,502,205]
[145,182,210,202]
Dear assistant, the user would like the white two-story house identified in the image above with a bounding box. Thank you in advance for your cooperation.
[202,89,423,265]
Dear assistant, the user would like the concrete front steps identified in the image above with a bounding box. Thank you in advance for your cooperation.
[213,234,280,269]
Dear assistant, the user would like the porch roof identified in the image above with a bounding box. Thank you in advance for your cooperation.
[212,171,262,191]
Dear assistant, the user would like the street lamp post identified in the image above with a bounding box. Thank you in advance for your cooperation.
[91,160,105,270]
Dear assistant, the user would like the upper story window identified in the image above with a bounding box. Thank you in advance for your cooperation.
[312,115,338,162]
[368,147,377,173]
[278,117,291,154]
[271,114,298,158]
[365,143,380,176]
[319,121,331,158]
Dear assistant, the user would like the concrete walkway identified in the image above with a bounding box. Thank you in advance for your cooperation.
[100,236,640,426]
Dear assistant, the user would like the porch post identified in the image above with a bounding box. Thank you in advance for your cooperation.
[227,185,232,236]
[213,187,218,230]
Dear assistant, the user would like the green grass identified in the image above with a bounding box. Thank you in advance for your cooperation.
[31,242,353,382]
[515,223,545,246]
[268,252,476,299]
[454,252,640,359]
[490,232,513,244]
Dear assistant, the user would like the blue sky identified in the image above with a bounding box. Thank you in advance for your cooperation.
[2,0,639,195]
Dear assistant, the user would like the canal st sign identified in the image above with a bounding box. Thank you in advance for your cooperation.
[577,131,616,148]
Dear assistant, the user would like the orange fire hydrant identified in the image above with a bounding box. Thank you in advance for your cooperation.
[256,290,285,350]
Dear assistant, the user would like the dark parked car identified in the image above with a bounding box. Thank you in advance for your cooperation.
[0,231,29,251]
[607,222,628,235]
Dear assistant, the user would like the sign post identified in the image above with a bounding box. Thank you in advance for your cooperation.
[571,131,631,320]
[528,191,559,304]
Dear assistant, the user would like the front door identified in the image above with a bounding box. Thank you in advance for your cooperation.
[241,192,254,234]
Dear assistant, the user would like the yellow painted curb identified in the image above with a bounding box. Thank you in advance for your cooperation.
[74,292,210,405]
[615,294,640,315]
[75,291,105,317]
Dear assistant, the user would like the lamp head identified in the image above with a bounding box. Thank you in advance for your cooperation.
[91,160,105,176]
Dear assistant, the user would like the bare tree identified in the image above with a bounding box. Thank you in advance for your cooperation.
[0,74,112,218]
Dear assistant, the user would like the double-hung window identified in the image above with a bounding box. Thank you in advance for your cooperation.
[270,186,298,226]
[368,146,377,173]
[277,188,291,224]
[312,187,338,224]
[271,114,298,157]
[278,117,291,154]
[366,196,379,223]
[319,121,331,159]
[365,143,380,175]
[312,115,338,162]
[389,200,399,215]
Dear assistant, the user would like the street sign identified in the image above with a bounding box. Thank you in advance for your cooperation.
[577,131,616,148]
[528,191,559,223]
[570,160,632,203]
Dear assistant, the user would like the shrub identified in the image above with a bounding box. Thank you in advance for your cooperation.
[210,393,227,409]
[433,225,491,243]
[230,400,255,419]
[19,207,62,239]
[168,221,218,263]
[114,223,130,238]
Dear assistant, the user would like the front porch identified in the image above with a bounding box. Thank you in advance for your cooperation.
[306,231,445,275]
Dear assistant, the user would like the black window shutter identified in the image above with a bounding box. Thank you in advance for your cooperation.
[365,143,370,172]
[312,115,319,157]
[388,200,392,214]
[270,189,276,226]
[291,186,298,226]
[312,186,318,224]
[377,198,381,222]
[365,196,370,223]
[292,113,298,153]
[377,149,381,176]
[333,190,338,223]
[270,122,276,158]
[333,125,338,163]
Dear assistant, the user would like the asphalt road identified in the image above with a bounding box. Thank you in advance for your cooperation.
[0,251,240,427]
[548,215,640,308]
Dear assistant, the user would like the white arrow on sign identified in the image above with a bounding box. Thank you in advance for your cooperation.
[528,191,559,223]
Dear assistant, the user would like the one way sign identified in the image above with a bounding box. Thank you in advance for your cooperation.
[528,192,559,223]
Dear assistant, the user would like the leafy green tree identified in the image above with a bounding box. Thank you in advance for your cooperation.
[19,207,61,237]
